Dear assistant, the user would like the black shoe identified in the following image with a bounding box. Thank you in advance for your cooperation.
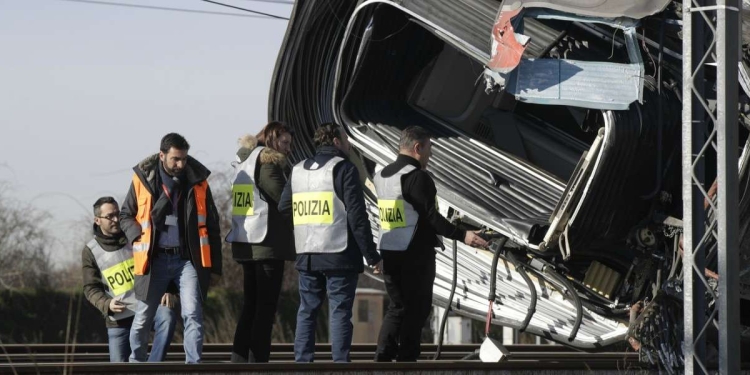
[374,353,393,362]
[230,352,248,363]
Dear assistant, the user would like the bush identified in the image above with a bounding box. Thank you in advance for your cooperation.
[0,289,106,344]
[0,286,324,345]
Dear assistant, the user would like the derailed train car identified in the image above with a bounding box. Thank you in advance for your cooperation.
[268,0,750,369]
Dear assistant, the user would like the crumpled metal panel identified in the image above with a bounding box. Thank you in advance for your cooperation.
[488,8,530,73]
[502,0,671,20]
[506,58,643,110]
[482,8,645,108]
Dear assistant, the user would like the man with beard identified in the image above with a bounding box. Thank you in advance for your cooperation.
[120,133,222,363]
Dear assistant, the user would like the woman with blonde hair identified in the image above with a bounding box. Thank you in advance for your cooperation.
[226,121,294,363]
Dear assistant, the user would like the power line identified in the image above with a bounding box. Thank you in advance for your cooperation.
[47,0,283,19]
[236,0,294,4]
[200,0,289,20]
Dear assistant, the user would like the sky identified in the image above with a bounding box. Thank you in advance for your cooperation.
[0,0,292,263]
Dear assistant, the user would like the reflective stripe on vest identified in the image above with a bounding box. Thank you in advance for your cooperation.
[132,174,212,275]
[194,181,212,268]
[132,174,152,275]
[88,238,138,321]
[374,164,419,251]
[290,156,348,254]
[225,146,269,244]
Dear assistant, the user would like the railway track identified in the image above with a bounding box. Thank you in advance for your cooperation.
[0,343,651,374]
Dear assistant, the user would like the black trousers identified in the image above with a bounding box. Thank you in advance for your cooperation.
[231,259,284,363]
[375,253,436,362]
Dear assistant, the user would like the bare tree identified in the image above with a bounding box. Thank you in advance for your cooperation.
[0,184,54,290]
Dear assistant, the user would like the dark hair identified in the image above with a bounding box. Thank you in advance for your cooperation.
[399,126,432,150]
[160,133,190,153]
[313,123,343,148]
[93,196,118,217]
[256,121,293,152]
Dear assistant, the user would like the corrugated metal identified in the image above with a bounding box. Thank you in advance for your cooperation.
[502,0,671,19]
[399,0,568,62]
[268,0,360,163]
[567,79,682,250]
[522,17,567,58]
[401,0,498,61]
[268,0,683,353]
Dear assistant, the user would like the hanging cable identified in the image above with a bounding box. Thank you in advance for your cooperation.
[201,0,289,20]
[47,0,278,18]
[485,238,508,334]
[237,0,294,4]
[433,237,459,360]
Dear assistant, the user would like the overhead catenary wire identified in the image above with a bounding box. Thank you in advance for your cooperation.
[46,0,288,19]
[201,0,289,20]
[236,0,294,4]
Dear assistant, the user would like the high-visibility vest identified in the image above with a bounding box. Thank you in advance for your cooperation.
[131,174,212,275]
[290,156,348,254]
[225,146,269,244]
[374,164,419,251]
[88,238,138,321]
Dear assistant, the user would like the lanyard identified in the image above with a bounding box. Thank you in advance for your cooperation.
[161,184,181,212]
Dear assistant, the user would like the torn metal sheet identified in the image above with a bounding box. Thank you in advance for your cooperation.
[506,58,642,110]
[501,0,672,20]
[484,8,643,96]
[488,8,530,74]
[522,8,639,29]
[502,28,643,110]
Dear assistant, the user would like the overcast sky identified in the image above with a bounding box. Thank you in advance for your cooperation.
[0,0,292,263]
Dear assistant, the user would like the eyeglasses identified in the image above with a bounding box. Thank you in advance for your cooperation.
[97,213,120,221]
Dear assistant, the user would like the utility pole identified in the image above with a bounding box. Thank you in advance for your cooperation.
[682,0,741,373]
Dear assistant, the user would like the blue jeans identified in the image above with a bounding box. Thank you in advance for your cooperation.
[149,305,178,361]
[294,270,358,363]
[130,253,204,363]
[107,305,177,362]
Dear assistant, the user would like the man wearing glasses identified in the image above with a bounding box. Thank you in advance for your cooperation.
[82,196,178,362]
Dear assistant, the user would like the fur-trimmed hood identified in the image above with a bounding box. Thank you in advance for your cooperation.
[260,148,287,166]
[133,153,211,186]
[238,134,257,150]
[236,134,288,166]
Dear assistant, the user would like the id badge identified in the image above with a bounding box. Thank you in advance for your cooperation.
[165,215,178,226]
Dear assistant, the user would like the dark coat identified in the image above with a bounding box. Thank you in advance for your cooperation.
[120,154,222,302]
[279,146,381,273]
[81,225,133,328]
[231,135,295,262]
[379,154,466,272]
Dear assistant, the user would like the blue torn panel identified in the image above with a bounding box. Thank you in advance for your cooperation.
[506,59,643,110]
[483,18,643,110]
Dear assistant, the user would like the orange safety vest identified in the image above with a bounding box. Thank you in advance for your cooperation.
[131,174,212,275]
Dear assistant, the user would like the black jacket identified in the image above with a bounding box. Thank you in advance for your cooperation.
[279,146,381,273]
[120,154,222,301]
[379,155,465,269]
